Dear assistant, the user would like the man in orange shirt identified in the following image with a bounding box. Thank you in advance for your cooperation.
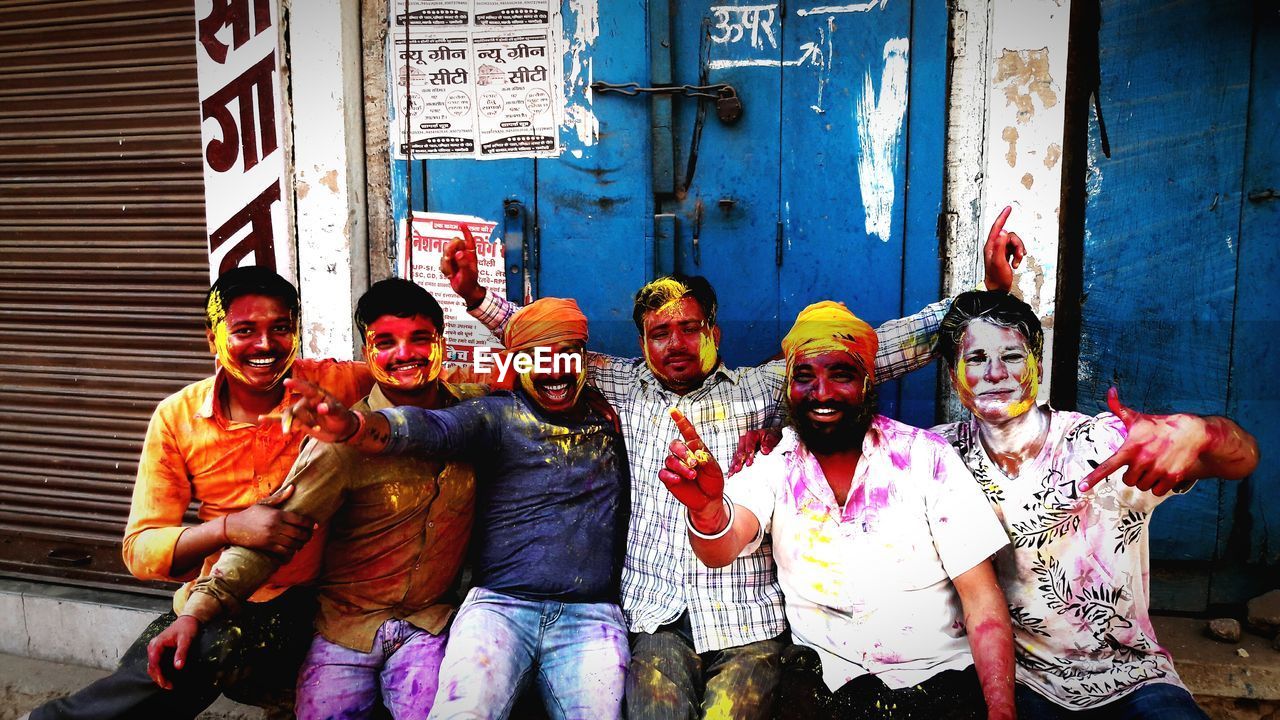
[29,266,374,720]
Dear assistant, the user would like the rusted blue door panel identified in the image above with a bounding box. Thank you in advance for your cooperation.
[776,2,927,421]
[535,1,654,352]
[1079,0,1253,608]
[1227,3,1279,569]
[778,2,912,324]
[664,4,784,366]
[897,0,947,425]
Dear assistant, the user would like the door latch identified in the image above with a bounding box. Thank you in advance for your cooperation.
[591,82,744,125]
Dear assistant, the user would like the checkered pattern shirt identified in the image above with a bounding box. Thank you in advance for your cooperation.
[470,292,950,652]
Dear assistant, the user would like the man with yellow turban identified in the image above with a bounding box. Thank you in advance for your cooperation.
[436,211,1025,720]
[278,297,632,720]
[658,301,1016,720]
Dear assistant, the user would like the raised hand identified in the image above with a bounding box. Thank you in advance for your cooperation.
[146,615,200,690]
[1079,387,1212,496]
[983,206,1026,292]
[277,378,360,443]
[659,409,726,530]
[439,224,485,307]
[224,485,314,562]
[728,427,782,476]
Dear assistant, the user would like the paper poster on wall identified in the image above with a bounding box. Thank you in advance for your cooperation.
[391,0,562,159]
[401,212,506,367]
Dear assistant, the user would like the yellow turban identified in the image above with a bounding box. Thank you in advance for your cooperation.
[780,300,878,381]
[504,297,589,354]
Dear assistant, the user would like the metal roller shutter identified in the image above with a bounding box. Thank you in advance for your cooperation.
[0,0,210,595]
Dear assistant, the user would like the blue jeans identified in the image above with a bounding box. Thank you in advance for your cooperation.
[1015,681,1209,719]
[428,587,629,720]
[295,618,449,720]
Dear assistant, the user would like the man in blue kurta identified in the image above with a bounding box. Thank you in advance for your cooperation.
[283,297,630,720]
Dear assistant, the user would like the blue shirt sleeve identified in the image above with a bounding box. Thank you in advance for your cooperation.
[377,398,497,458]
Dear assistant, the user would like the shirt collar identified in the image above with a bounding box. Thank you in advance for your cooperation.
[365,381,463,412]
[637,360,737,398]
[195,366,299,423]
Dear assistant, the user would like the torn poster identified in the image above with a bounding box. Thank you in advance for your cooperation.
[401,212,506,368]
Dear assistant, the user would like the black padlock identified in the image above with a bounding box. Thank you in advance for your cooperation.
[716,87,743,124]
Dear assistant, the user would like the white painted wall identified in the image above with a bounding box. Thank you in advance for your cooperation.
[286,0,368,360]
[944,0,1070,403]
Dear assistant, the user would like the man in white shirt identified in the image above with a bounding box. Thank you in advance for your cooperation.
[657,300,1016,719]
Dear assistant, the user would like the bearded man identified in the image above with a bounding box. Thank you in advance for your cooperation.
[657,301,1017,720]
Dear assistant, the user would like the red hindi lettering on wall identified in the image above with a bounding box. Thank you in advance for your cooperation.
[199,0,273,64]
[201,51,279,173]
[209,181,281,274]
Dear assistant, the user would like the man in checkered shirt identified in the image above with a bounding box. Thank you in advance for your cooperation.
[438,212,1022,719]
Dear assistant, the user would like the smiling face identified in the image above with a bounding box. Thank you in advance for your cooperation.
[640,297,721,394]
[206,293,299,394]
[788,350,877,455]
[363,313,444,399]
[951,318,1040,424]
[517,340,587,414]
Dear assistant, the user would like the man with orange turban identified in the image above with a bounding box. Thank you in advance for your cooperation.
[277,297,632,720]
[657,301,1016,720]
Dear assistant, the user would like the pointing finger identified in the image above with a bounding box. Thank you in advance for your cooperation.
[988,205,1013,245]
[461,223,477,253]
[669,408,707,452]
[1079,449,1129,493]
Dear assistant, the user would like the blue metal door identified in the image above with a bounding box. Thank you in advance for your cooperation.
[1077,0,1278,609]
[396,1,946,425]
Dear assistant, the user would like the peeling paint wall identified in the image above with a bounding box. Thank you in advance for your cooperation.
[287,0,368,360]
[982,0,1069,399]
[944,0,1069,408]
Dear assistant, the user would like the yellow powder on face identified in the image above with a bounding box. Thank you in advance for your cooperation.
[517,360,587,411]
[364,334,443,388]
[639,277,692,316]
[1006,351,1039,418]
[697,330,717,374]
[955,356,977,404]
[208,289,298,387]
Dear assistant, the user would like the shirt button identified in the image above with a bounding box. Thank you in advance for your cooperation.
[427,522,435,528]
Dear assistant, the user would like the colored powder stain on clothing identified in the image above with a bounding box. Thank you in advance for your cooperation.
[705,692,737,720]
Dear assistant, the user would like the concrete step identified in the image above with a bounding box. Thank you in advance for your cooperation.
[0,652,264,720]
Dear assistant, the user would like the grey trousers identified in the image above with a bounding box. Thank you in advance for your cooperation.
[625,612,784,720]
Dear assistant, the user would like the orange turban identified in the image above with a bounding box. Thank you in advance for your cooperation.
[780,300,878,382]
[504,297,589,354]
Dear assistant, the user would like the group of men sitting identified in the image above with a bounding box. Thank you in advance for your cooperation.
[27,211,1258,720]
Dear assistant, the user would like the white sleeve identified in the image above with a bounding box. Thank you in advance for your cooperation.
[725,451,783,554]
[924,439,1010,580]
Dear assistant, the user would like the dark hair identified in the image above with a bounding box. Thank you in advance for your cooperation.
[354,278,445,340]
[938,290,1043,367]
[631,274,719,332]
[205,266,299,329]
